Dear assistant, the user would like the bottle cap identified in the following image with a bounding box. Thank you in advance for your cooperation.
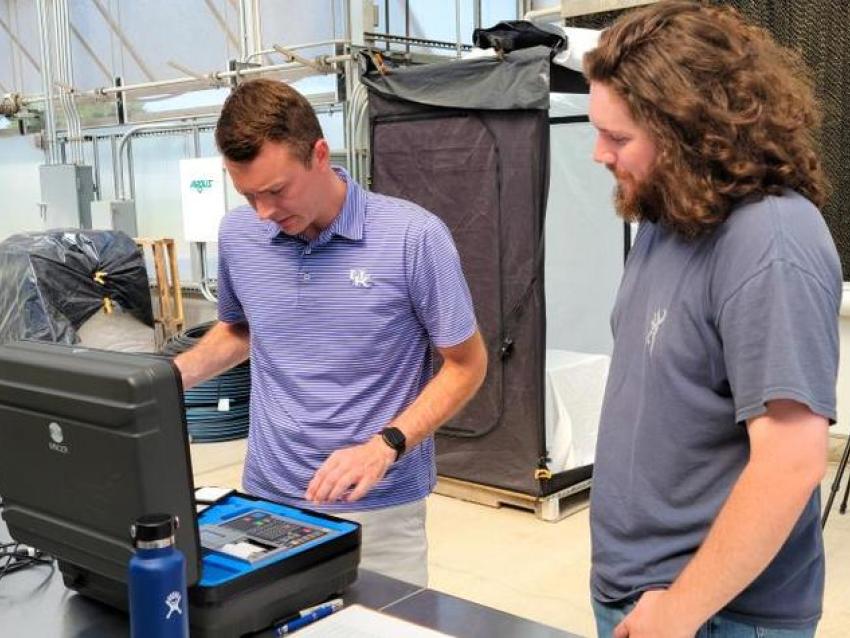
[130,513,178,546]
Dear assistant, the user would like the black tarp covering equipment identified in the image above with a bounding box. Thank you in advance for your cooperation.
[0,229,154,346]
[472,20,567,56]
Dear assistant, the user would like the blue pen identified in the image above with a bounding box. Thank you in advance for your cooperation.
[275,599,343,636]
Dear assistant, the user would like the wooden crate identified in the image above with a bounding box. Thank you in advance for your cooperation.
[135,238,184,350]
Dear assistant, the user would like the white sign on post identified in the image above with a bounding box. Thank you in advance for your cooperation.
[179,157,227,243]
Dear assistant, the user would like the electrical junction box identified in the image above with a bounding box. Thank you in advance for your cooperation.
[90,199,138,237]
[180,157,227,243]
[39,164,94,229]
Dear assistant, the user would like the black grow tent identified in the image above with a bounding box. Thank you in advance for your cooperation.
[363,46,594,497]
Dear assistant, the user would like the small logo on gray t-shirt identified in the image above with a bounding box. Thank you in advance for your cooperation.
[645,308,667,356]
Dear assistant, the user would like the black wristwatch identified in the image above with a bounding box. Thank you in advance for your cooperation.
[380,427,406,462]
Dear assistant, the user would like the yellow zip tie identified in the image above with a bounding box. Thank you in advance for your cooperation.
[93,270,108,285]
[102,297,114,314]
[534,468,553,480]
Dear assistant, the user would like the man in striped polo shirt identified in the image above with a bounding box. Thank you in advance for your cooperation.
[175,79,487,587]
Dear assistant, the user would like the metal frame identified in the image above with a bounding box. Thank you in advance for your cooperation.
[0,14,41,72]
[3,0,497,290]
[35,0,58,164]
[202,0,240,50]
[69,22,111,83]
[52,0,83,164]
[89,0,155,81]
[363,32,473,53]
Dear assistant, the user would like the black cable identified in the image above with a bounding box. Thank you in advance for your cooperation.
[0,498,56,583]
[163,322,251,443]
[0,542,54,583]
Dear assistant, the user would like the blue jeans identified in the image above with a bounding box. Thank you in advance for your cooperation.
[592,598,817,638]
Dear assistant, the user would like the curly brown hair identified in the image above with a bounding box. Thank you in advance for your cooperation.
[584,0,828,238]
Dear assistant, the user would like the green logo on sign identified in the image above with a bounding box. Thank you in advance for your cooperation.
[189,178,213,194]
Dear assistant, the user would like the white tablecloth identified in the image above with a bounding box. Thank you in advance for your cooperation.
[545,349,610,473]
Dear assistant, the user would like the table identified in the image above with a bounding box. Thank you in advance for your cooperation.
[0,519,579,638]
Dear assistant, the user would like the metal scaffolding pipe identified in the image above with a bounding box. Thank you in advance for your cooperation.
[125,137,135,199]
[251,0,262,61]
[115,121,208,200]
[70,57,347,102]
[202,0,239,49]
[246,39,347,63]
[110,134,119,198]
[111,93,342,201]
[238,0,250,61]
[90,134,101,198]
[57,0,84,163]
[51,0,74,162]
[455,0,462,58]
[0,14,42,72]
[197,242,218,303]
[70,22,112,82]
[89,0,156,81]
[35,0,59,164]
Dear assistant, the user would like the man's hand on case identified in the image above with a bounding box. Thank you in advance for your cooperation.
[306,435,396,503]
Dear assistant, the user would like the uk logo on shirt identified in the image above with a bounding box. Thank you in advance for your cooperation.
[350,269,372,288]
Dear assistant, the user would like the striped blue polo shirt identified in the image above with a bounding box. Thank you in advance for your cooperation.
[217,167,477,512]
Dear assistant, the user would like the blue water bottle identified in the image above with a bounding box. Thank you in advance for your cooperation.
[128,513,190,638]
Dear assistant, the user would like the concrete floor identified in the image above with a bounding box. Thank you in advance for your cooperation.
[191,438,850,638]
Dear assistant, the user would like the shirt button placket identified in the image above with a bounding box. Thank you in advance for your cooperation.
[301,245,312,284]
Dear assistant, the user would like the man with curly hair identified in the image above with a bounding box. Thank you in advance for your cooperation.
[584,2,840,637]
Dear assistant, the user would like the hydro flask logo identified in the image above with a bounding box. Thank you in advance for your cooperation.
[165,591,183,619]
[48,422,69,454]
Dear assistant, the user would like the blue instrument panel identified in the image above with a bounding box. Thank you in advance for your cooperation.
[196,495,359,587]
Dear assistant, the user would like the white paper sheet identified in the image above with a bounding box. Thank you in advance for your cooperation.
[294,604,455,638]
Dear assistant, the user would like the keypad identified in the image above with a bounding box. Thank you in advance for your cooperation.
[221,511,327,550]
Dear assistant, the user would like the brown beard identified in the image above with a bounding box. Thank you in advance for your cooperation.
[612,167,662,225]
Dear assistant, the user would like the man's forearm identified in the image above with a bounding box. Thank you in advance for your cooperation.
[662,455,823,633]
[305,330,487,504]
[174,321,250,389]
[390,332,487,449]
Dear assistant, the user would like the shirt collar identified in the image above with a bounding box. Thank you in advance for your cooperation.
[264,166,366,244]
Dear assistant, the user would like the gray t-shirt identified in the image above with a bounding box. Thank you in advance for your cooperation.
[590,191,841,629]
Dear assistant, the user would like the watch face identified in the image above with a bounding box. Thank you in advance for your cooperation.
[382,427,405,451]
[384,428,404,447]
